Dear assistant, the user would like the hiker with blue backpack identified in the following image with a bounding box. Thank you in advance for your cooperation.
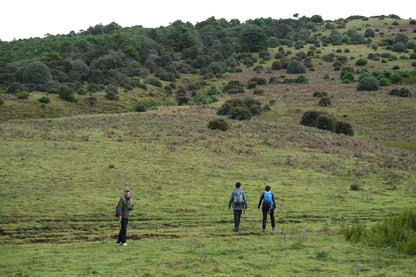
[258,185,277,232]
[228,182,248,232]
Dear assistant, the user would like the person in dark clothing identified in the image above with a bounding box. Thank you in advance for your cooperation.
[258,185,276,232]
[228,182,248,232]
[116,188,134,246]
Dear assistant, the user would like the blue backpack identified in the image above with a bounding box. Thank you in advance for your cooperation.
[264,192,273,205]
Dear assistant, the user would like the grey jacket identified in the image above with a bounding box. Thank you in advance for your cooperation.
[228,188,248,210]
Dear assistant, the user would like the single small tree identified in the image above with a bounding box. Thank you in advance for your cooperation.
[357,76,380,91]
[286,60,306,74]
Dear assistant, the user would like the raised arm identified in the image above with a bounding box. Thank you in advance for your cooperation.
[258,192,264,209]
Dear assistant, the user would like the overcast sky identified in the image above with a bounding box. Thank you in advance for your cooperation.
[1,0,414,41]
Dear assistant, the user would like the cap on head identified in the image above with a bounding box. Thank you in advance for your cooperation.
[124,188,130,193]
[265,185,271,191]
[236,182,241,188]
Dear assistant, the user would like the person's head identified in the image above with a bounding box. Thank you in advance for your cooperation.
[124,188,130,197]
[236,182,241,188]
[265,185,271,192]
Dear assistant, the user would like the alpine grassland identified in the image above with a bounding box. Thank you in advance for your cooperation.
[1,15,416,276]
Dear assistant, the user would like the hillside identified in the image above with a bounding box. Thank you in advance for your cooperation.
[1,14,416,276]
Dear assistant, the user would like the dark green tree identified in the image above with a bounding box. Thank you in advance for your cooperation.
[240,25,268,52]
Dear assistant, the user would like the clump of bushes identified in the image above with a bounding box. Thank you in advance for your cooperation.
[357,76,380,91]
[389,88,410,97]
[22,61,52,92]
[313,91,328,98]
[286,59,306,74]
[300,111,353,136]
[342,210,416,255]
[247,77,267,89]
[196,85,223,104]
[272,60,282,70]
[295,74,308,84]
[16,91,30,100]
[355,58,368,66]
[105,85,119,101]
[217,96,263,121]
[319,97,331,106]
[38,96,51,104]
[208,118,229,131]
[223,80,245,94]
[58,86,77,102]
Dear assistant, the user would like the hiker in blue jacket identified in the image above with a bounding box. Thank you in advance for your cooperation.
[258,185,276,232]
[228,182,248,232]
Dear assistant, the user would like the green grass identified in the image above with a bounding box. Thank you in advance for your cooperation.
[1,107,416,276]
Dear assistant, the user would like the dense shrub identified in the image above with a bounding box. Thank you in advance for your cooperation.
[357,76,380,91]
[58,86,77,102]
[315,114,336,132]
[355,58,368,66]
[38,96,51,104]
[145,78,163,87]
[16,91,30,99]
[319,97,331,106]
[286,60,306,74]
[336,121,354,136]
[379,78,391,86]
[176,89,189,105]
[229,105,251,120]
[223,80,245,94]
[134,105,147,112]
[271,60,282,70]
[217,99,244,116]
[389,88,410,97]
[253,86,264,95]
[364,28,375,38]
[243,96,261,109]
[249,104,262,116]
[207,118,229,131]
[22,61,52,92]
[0,96,4,105]
[300,111,326,127]
[88,83,100,93]
[341,71,355,83]
[295,74,308,84]
[240,25,268,52]
[393,42,407,53]
[253,65,264,73]
[248,77,267,86]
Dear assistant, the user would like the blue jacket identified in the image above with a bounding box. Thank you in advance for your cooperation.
[228,188,248,210]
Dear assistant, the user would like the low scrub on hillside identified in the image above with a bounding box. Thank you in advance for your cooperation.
[301,111,353,136]
[342,210,416,255]
[217,96,263,121]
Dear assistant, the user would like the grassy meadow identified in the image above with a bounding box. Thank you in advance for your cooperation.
[1,16,416,276]
[1,106,416,276]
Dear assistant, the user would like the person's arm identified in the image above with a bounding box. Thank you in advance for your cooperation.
[272,193,277,210]
[228,192,233,209]
[258,192,264,209]
[117,197,123,221]
[243,192,248,210]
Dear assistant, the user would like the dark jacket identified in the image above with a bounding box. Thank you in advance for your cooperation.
[116,196,132,218]
[258,191,276,210]
[228,188,248,210]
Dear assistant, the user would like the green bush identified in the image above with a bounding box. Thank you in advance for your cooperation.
[319,97,331,106]
[272,60,282,70]
[105,85,119,101]
[0,96,4,105]
[176,89,189,105]
[364,28,375,38]
[368,210,416,255]
[208,118,229,131]
[355,58,368,66]
[16,91,30,100]
[217,99,244,116]
[223,80,245,94]
[357,76,380,91]
[249,104,262,116]
[59,86,77,102]
[295,74,308,84]
[88,96,97,106]
[248,77,267,86]
[134,105,147,112]
[38,96,51,104]
[229,105,251,120]
[77,87,88,95]
[243,96,261,109]
[286,59,306,74]
[253,86,264,95]
[393,42,407,53]
[145,78,163,88]
[316,114,336,132]
[88,83,100,93]
[22,61,52,91]
[389,88,410,97]
[341,71,355,83]
[300,111,326,127]
[379,78,391,86]
[341,218,367,243]
[263,104,271,111]
[336,121,354,136]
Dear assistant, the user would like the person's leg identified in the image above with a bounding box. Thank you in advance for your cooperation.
[117,219,124,243]
[270,209,276,230]
[262,209,268,230]
[233,209,238,231]
[120,217,128,243]
[236,210,242,231]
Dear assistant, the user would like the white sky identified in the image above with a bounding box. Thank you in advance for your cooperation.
[1,0,414,41]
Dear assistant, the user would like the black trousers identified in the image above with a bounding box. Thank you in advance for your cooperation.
[233,209,242,230]
[117,217,129,243]
[262,208,275,229]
